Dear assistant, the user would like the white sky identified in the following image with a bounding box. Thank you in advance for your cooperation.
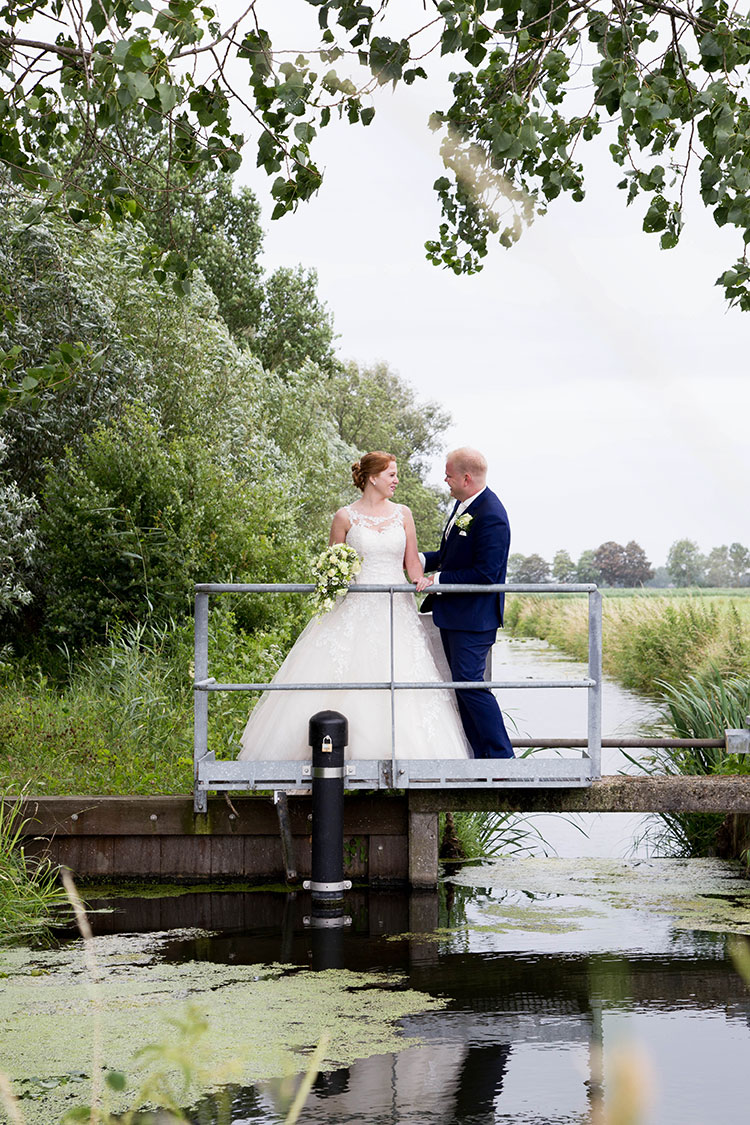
[233,5,749,566]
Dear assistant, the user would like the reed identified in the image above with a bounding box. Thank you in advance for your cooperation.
[0,794,69,941]
[633,667,750,857]
[504,592,750,694]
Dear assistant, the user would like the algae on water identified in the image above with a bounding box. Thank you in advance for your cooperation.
[0,929,447,1124]
[451,856,750,935]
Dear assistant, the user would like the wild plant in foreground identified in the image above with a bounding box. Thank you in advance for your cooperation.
[0,795,69,942]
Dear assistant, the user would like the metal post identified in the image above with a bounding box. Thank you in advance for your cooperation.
[304,711,351,919]
[588,589,602,780]
[273,791,297,882]
[193,591,209,814]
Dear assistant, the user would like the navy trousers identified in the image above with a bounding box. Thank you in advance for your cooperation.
[441,629,515,759]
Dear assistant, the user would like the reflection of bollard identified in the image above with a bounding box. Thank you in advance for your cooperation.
[303,710,351,921]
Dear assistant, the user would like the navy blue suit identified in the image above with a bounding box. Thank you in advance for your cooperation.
[422,488,514,759]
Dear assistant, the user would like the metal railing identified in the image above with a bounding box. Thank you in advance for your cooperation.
[192,582,602,811]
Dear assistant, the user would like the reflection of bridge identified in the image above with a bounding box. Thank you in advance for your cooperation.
[71,886,750,1011]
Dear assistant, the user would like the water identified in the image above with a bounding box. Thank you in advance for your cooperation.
[492,635,661,857]
[82,874,749,1125]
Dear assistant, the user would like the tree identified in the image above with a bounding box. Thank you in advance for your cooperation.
[325,360,451,544]
[507,553,550,583]
[704,544,731,587]
[593,541,628,587]
[575,549,602,585]
[6,2,750,306]
[622,540,654,587]
[666,539,706,587]
[551,549,576,583]
[729,542,750,587]
[0,432,37,622]
[253,266,337,374]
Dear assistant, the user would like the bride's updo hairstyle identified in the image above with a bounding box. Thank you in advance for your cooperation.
[352,451,395,491]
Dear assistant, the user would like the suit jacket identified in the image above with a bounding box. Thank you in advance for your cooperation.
[422,487,510,632]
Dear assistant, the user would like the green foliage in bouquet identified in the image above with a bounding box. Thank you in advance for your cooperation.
[311,543,361,616]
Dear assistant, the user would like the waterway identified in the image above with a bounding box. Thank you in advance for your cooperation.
[3,637,749,1125]
[491,634,660,857]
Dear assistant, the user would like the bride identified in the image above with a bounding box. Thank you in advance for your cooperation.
[238,451,469,761]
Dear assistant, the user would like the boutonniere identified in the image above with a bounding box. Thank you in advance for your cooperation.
[455,513,474,536]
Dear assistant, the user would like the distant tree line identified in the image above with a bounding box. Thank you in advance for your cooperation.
[508,539,750,588]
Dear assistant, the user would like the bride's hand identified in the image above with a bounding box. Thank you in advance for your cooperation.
[415,575,434,592]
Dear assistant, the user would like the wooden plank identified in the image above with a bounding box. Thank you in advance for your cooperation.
[52,837,114,878]
[408,808,439,888]
[112,837,162,877]
[160,837,211,877]
[210,836,245,877]
[368,835,408,882]
[9,794,407,837]
[243,836,285,878]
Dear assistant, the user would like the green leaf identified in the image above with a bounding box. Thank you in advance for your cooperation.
[105,1071,127,1091]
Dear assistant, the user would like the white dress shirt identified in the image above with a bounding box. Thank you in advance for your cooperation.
[421,486,486,585]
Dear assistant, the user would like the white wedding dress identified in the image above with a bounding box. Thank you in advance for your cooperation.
[238,505,469,760]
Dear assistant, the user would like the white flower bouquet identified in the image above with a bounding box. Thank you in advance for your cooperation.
[311,542,362,615]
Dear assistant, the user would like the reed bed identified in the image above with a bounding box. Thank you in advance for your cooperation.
[504,592,750,694]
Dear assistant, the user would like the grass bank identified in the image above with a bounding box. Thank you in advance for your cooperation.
[0,610,293,796]
[504,590,750,694]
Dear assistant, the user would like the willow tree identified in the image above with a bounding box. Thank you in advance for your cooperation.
[2,0,750,305]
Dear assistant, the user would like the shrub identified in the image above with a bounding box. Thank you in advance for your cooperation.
[40,406,302,643]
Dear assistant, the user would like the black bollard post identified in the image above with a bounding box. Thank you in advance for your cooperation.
[304,710,351,923]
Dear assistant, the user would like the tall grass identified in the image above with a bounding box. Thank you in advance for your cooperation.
[504,592,750,694]
[440,810,554,860]
[0,795,69,941]
[0,607,294,795]
[634,668,750,857]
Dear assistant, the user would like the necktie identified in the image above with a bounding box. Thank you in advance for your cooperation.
[442,500,461,542]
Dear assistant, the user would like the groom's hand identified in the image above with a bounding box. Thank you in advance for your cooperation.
[415,575,434,592]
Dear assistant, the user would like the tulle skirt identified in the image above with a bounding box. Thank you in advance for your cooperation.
[238,590,469,760]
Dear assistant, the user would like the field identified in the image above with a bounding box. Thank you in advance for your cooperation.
[504,589,750,695]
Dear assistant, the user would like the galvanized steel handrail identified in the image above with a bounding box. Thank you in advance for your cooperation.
[193,581,603,806]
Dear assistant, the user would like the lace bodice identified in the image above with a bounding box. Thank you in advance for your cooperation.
[345,504,406,584]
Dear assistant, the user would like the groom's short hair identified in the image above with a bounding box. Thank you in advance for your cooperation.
[449,447,487,478]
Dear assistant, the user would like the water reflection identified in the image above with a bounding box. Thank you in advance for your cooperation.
[99,880,750,1125]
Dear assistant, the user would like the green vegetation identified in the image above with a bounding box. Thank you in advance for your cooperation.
[635,669,750,859]
[440,809,551,862]
[509,539,750,588]
[0,141,450,799]
[0,796,69,942]
[504,591,750,695]
[0,929,447,1125]
[8,5,750,310]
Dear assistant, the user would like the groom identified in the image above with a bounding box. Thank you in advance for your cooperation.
[419,448,514,759]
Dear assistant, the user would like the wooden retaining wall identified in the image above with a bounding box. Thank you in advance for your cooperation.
[13,776,750,887]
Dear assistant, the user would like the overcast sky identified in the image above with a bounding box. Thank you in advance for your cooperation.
[232,6,749,567]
